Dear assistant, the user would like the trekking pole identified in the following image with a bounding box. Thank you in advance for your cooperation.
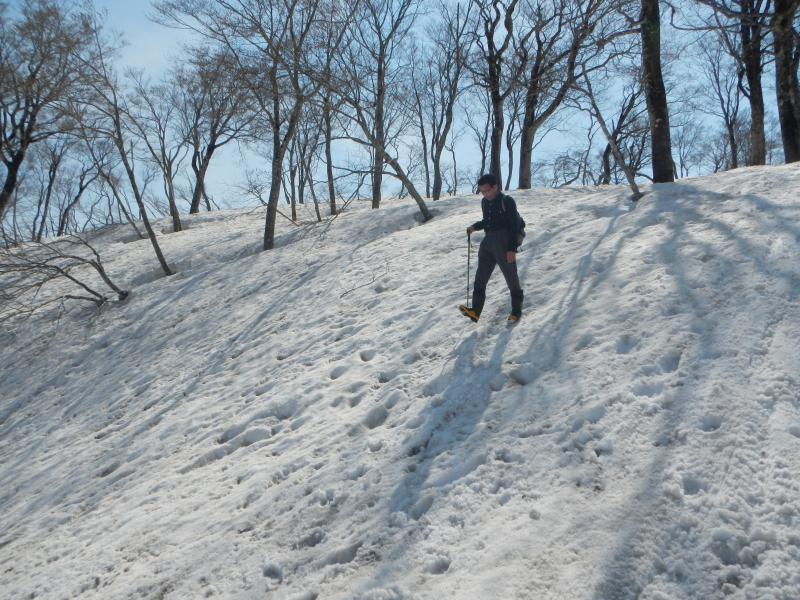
[466,231,471,308]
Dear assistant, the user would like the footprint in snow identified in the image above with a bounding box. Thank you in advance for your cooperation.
[615,334,638,354]
[363,404,389,429]
[403,350,421,365]
[383,389,405,409]
[698,414,723,432]
[329,365,348,379]
[378,369,400,383]
[489,373,506,391]
[681,473,707,495]
[659,349,682,373]
[424,555,451,575]
[509,366,536,386]
[294,529,326,549]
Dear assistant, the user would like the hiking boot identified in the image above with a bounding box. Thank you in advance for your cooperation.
[510,290,523,320]
[458,304,480,322]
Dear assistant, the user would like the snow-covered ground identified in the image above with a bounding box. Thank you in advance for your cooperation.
[2,165,800,600]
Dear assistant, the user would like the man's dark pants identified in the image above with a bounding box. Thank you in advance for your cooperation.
[472,229,524,316]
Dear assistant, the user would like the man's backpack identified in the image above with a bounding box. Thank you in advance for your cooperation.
[500,196,526,249]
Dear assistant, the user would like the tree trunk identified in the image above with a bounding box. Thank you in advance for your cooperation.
[384,153,433,221]
[742,14,767,165]
[298,159,306,207]
[585,76,642,199]
[518,63,578,189]
[190,145,214,214]
[307,158,322,222]
[372,50,386,209]
[122,158,172,275]
[58,172,97,236]
[417,93,431,198]
[772,0,800,162]
[505,116,516,190]
[34,154,62,242]
[263,149,283,250]
[479,103,490,179]
[489,88,505,188]
[290,165,297,222]
[519,131,534,189]
[518,76,542,189]
[0,152,26,222]
[601,144,613,184]
[431,96,457,200]
[641,0,674,183]
[323,95,337,216]
[166,174,182,232]
[450,144,458,194]
[263,63,305,251]
[432,161,443,200]
[113,111,172,277]
[727,122,739,169]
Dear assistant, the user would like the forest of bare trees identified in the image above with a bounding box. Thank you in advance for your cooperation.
[2,0,799,257]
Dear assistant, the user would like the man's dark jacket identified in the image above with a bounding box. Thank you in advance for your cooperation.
[471,192,523,252]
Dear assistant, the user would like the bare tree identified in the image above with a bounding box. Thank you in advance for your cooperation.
[462,83,493,179]
[76,21,173,276]
[0,0,95,220]
[155,0,349,249]
[55,160,102,237]
[293,106,326,221]
[504,84,525,190]
[772,0,800,161]
[672,119,710,177]
[29,136,70,241]
[9,132,103,242]
[694,34,743,168]
[413,0,473,200]
[129,73,188,232]
[641,0,675,182]
[596,84,649,184]
[325,0,432,219]
[83,139,146,240]
[681,0,772,165]
[332,0,422,209]
[515,0,639,189]
[173,47,255,215]
[0,234,127,323]
[574,71,643,198]
[317,4,350,217]
[470,0,535,187]
[323,88,340,216]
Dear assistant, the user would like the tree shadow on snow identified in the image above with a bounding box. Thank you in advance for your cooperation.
[355,323,518,593]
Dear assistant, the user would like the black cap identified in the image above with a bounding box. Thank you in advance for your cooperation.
[476,173,498,187]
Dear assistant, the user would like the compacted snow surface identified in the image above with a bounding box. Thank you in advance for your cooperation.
[2,165,800,600]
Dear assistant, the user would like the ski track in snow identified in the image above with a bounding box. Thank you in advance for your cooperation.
[1,165,800,599]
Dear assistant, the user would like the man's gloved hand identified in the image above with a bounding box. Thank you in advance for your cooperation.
[506,251,516,264]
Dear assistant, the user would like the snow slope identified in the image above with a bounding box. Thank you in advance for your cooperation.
[2,164,800,600]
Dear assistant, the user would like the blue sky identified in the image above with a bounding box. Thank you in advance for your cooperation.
[86,1,502,206]
[8,0,649,207]
[93,1,188,72]
[9,0,775,209]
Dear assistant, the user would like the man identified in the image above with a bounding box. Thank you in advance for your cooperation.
[458,173,524,323]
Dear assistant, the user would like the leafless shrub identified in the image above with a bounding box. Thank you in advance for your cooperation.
[0,234,128,323]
